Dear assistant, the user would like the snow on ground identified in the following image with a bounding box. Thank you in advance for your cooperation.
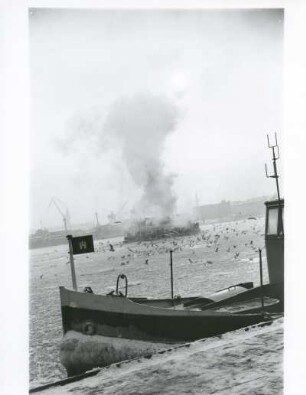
[41,318,283,395]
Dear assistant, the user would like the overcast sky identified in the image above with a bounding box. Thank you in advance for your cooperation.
[29,8,283,230]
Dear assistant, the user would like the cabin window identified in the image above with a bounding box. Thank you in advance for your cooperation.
[267,206,284,236]
[279,207,284,235]
[267,207,279,235]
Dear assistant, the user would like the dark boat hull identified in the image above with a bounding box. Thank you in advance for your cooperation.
[60,287,272,342]
[60,286,277,376]
[61,304,267,342]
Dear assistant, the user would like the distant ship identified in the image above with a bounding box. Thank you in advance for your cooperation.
[29,222,125,249]
[124,217,200,243]
[29,229,69,249]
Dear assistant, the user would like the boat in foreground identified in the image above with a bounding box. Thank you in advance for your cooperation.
[59,137,284,376]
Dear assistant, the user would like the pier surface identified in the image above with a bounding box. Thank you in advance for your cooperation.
[34,317,283,395]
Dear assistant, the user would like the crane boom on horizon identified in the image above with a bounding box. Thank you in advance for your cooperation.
[48,197,70,232]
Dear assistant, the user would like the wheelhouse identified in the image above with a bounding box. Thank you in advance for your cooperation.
[265,199,284,295]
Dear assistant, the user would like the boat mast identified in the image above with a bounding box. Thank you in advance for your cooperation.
[264,133,284,294]
[265,133,281,201]
[258,248,265,312]
[170,249,174,300]
[66,235,78,291]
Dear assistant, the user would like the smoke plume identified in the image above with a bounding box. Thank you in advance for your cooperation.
[103,93,179,219]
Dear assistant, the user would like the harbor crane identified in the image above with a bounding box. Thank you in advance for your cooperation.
[108,200,128,223]
[94,211,100,227]
[116,200,128,219]
[95,201,129,226]
[48,197,71,232]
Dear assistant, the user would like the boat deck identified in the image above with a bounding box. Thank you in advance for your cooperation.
[170,296,279,313]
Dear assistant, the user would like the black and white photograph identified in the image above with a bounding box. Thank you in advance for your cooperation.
[3,1,306,394]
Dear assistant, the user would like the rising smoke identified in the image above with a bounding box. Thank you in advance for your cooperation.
[103,93,180,219]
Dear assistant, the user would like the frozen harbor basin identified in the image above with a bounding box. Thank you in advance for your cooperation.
[30,218,271,385]
[39,317,283,395]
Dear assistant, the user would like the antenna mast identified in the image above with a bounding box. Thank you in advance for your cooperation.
[265,133,281,201]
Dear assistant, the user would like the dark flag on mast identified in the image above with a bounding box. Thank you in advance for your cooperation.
[66,235,94,291]
[70,235,94,255]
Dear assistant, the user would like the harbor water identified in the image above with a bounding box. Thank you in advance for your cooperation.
[30,218,269,388]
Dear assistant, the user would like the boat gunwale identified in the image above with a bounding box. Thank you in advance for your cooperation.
[59,286,270,318]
